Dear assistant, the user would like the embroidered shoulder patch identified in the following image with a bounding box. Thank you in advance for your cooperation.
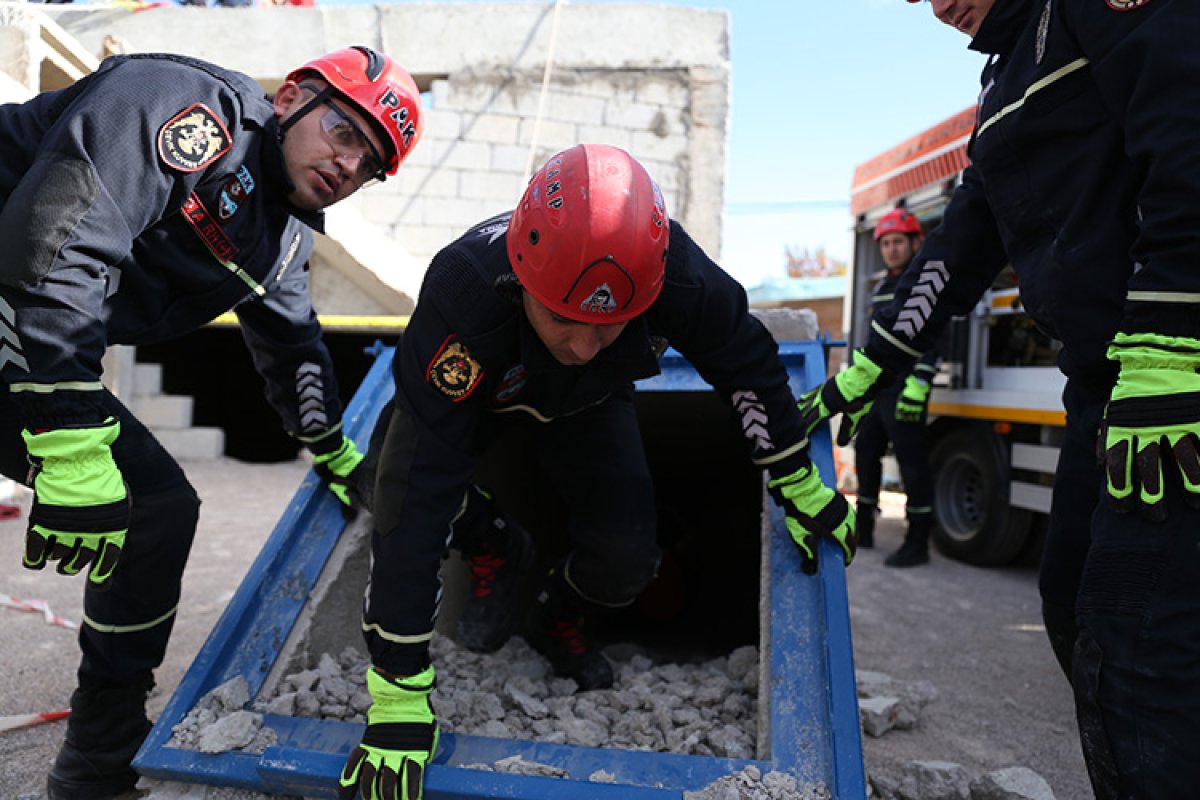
[427,336,484,402]
[158,104,232,173]
[1105,0,1151,10]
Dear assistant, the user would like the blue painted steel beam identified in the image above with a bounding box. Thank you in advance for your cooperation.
[135,340,865,799]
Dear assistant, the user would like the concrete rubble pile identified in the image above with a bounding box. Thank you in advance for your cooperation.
[169,634,844,798]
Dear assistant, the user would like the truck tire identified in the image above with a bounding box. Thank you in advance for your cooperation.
[930,424,1031,566]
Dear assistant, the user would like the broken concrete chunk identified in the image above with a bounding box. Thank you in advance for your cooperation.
[970,766,1056,800]
[897,760,971,800]
[858,695,901,738]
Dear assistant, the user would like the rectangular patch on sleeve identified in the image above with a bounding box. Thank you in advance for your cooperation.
[158,103,232,173]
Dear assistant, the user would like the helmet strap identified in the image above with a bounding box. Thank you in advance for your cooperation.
[277,82,333,140]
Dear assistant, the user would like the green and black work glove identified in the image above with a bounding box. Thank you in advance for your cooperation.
[339,665,439,800]
[312,434,367,515]
[1101,332,1200,522]
[768,463,856,575]
[797,349,890,446]
[22,418,129,589]
[894,375,932,423]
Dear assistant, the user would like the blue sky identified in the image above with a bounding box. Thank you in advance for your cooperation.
[325,1,990,289]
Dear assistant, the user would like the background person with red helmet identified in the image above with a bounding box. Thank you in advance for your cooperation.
[801,1,1200,796]
[339,144,853,800]
[0,46,421,799]
[851,207,941,567]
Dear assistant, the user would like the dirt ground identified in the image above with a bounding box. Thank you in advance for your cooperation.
[0,461,1090,799]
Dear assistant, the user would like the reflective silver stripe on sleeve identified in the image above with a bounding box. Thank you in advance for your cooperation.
[8,380,105,393]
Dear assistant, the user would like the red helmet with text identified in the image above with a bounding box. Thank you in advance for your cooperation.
[507,144,670,324]
[286,46,423,176]
[874,207,923,240]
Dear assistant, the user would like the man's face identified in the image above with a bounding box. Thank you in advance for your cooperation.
[521,290,628,366]
[272,80,390,210]
[928,0,998,38]
[879,232,919,272]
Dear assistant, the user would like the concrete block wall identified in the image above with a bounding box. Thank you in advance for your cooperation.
[43,3,731,267]
[355,66,699,262]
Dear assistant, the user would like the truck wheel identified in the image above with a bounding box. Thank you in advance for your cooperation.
[930,425,1031,566]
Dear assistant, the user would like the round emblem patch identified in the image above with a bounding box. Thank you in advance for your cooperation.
[1105,0,1152,10]
[158,103,231,173]
[427,337,484,402]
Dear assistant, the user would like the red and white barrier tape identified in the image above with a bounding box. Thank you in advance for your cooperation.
[0,709,70,734]
[0,593,79,630]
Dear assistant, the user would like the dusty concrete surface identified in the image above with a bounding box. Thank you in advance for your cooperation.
[0,462,1090,799]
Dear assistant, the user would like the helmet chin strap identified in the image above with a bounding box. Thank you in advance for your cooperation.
[277,83,333,142]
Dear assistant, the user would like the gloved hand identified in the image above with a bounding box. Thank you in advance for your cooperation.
[339,665,439,800]
[312,434,366,514]
[1101,332,1200,521]
[22,418,129,589]
[797,349,890,446]
[768,463,856,575]
[894,375,932,423]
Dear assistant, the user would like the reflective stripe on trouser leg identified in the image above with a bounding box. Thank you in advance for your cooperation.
[79,484,200,683]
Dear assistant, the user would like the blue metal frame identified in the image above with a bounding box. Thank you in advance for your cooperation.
[135,340,864,799]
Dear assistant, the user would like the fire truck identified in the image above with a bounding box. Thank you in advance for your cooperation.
[844,106,1064,566]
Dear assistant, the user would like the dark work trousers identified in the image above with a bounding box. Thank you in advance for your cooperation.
[363,388,660,675]
[1037,377,1102,680]
[0,385,200,688]
[854,387,934,528]
[1073,417,1200,794]
[527,390,660,606]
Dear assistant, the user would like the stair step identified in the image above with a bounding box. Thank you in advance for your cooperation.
[152,427,225,461]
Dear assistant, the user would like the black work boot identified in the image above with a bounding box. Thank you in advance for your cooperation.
[885,514,931,568]
[47,674,154,800]
[456,498,536,653]
[524,567,614,691]
[855,501,877,549]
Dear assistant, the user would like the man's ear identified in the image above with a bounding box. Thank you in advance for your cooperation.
[273,80,304,120]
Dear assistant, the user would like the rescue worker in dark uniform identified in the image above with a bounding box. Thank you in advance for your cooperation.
[801,1,1200,796]
[0,46,423,799]
[336,144,857,800]
[853,208,939,567]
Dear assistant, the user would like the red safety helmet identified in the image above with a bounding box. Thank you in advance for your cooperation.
[874,207,922,240]
[508,144,669,324]
[286,46,423,176]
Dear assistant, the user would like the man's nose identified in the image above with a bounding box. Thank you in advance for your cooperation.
[568,328,604,363]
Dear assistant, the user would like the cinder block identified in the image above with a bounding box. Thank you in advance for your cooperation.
[131,394,194,430]
[152,427,225,461]
[133,363,164,396]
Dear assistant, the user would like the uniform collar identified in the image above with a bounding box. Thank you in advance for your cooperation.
[969,0,1036,55]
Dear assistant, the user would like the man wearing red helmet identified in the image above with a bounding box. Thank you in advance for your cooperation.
[803,1,1200,796]
[339,144,853,800]
[0,46,422,799]
[851,208,940,567]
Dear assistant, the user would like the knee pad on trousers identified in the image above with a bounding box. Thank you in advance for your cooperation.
[564,544,661,609]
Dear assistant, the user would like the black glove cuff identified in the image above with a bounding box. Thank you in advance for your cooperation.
[1107,392,1200,427]
[363,721,436,751]
[31,498,129,533]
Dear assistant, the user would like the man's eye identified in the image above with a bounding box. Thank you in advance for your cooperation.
[330,121,356,145]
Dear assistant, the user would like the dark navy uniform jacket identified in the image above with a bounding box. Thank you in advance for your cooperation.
[0,53,343,443]
[367,214,811,673]
[866,0,1200,394]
